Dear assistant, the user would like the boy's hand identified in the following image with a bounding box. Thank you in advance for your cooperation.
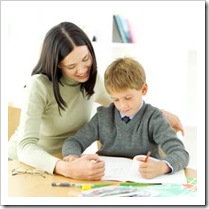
[137,157,171,179]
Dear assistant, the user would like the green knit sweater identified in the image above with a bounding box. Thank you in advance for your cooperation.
[8,74,111,173]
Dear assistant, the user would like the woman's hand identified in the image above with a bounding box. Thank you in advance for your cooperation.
[136,156,171,179]
[63,154,79,162]
[161,109,184,136]
[54,154,105,180]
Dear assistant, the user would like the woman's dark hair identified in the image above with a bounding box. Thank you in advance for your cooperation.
[31,22,97,111]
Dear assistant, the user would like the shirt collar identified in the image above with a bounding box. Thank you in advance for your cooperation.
[60,74,80,86]
[119,100,144,119]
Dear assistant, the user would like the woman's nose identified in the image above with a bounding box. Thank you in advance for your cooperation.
[77,66,84,74]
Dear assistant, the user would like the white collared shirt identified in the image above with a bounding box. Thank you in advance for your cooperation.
[119,100,144,119]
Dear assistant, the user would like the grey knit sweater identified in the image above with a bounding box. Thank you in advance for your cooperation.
[62,102,189,173]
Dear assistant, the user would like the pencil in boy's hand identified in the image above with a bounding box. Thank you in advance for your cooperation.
[144,151,151,162]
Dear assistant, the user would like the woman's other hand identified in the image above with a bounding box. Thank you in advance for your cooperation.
[161,109,184,136]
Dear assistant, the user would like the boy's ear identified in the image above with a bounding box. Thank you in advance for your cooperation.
[142,83,148,95]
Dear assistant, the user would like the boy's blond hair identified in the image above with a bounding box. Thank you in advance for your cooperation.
[104,57,146,93]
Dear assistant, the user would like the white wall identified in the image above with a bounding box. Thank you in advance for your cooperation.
[2,1,204,128]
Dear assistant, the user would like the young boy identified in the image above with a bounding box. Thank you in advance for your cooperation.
[62,57,189,179]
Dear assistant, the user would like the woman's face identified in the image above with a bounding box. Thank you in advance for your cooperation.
[58,46,92,82]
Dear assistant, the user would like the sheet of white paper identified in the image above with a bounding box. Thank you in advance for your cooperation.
[99,155,187,184]
[99,156,132,181]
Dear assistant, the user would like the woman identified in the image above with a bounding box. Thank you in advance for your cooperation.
[8,22,184,180]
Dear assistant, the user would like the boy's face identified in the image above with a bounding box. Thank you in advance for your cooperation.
[109,84,148,117]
